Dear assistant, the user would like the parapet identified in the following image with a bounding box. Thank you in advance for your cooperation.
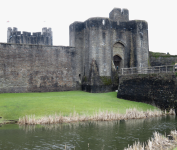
[7,27,53,45]
[109,8,129,24]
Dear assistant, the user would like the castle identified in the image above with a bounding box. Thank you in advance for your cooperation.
[0,8,149,93]
[70,8,149,92]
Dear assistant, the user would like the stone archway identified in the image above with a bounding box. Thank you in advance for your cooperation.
[113,42,124,70]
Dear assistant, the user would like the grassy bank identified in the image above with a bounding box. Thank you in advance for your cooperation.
[0,91,158,122]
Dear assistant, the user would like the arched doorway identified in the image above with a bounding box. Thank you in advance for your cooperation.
[113,55,122,70]
[113,42,124,70]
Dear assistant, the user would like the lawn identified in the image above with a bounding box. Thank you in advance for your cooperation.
[0,91,158,121]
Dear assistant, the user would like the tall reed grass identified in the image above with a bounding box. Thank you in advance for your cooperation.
[124,130,177,150]
[18,108,175,125]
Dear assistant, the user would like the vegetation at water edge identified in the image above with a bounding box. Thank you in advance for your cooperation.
[0,91,159,122]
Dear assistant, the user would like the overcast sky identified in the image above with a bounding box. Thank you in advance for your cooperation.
[1,0,177,55]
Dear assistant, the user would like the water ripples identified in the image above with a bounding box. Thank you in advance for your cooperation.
[0,116,177,150]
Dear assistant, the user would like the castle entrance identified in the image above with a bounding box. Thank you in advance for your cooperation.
[113,55,122,69]
[113,42,124,70]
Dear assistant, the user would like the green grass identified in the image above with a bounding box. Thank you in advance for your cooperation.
[149,51,177,58]
[0,91,158,121]
[174,147,177,150]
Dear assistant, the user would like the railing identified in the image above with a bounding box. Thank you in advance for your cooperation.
[121,65,177,75]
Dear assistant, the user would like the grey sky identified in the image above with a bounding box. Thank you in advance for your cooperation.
[1,0,176,54]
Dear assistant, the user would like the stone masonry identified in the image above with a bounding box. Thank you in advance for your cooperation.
[0,43,78,93]
[7,27,53,45]
[70,8,149,92]
[0,8,150,93]
[117,74,177,112]
[149,52,177,66]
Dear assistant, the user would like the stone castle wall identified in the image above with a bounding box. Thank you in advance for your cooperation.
[0,43,78,93]
[0,8,150,93]
[117,74,177,111]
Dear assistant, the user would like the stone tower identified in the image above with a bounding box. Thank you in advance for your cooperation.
[7,27,53,45]
[69,8,149,92]
[109,8,129,24]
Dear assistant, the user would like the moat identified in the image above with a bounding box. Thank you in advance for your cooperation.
[0,116,177,150]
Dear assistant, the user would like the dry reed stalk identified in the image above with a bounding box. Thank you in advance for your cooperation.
[18,108,175,125]
[124,130,177,150]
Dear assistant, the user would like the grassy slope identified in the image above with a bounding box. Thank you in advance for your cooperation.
[0,91,158,120]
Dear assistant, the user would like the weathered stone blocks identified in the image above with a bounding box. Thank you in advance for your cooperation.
[69,8,149,93]
[0,43,78,93]
[118,74,177,111]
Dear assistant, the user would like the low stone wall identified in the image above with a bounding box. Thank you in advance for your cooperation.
[0,43,78,93]
[117,73,177,111]
[149,51,177,66]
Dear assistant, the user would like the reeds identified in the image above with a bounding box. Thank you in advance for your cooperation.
[124,130,177,150]
[18,108,175,125]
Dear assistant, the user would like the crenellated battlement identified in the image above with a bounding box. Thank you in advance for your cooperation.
[7,27,53,45]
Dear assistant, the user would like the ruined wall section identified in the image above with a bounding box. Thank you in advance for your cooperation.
[0,43,77,93]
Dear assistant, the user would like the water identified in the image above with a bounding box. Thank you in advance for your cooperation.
[0,116,177,150]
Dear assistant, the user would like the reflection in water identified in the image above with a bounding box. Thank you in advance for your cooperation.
[20,121,120,132]
[0,116,177,150]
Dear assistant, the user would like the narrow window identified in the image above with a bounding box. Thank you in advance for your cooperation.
[102,20,105,25]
